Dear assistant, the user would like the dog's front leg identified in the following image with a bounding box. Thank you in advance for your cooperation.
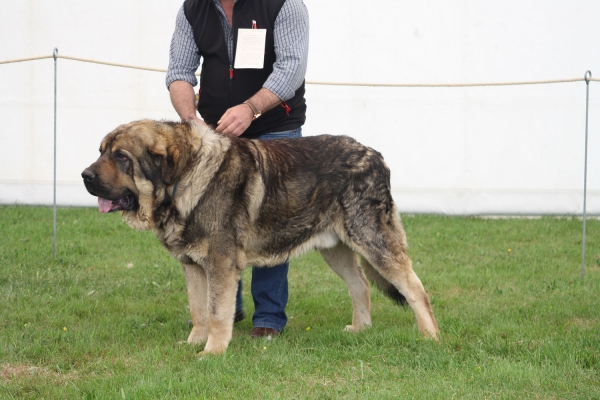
[201,257,241,356]
[182,262,209,345]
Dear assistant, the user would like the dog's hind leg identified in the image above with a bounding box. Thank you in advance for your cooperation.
[360,254,439,339]
[320,243,372,333]
[346,212,439,339]
[182,262,209,345]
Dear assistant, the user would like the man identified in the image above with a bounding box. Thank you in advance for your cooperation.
[166,0,309,338]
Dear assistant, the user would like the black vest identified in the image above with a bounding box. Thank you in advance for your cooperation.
[184,0,307,138]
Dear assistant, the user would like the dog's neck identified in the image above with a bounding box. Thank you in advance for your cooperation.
[171,123,231,219]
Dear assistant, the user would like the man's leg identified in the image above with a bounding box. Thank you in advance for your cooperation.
[251,262,289,335]
[234,280,245,322]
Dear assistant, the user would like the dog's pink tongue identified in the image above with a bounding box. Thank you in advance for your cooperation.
[98,198,113,213]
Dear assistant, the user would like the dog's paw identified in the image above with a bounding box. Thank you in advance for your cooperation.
[187,327,208,345]
[422,330,440,341]
[343,323,371,333]
[343,325,360,333]
[200,341,228,356]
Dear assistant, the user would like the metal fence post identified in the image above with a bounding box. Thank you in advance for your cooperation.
[581,70,592,280]
[53,48,58,258]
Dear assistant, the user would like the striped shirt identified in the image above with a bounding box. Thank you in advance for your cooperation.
[166,0,309,102]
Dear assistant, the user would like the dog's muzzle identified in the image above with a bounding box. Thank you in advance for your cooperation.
[81,168,138,213]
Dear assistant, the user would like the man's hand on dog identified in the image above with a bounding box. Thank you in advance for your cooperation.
[216,104,254,137]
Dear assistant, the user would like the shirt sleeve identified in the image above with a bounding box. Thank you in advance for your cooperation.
[263,0,310,101]
[166,5,201,89]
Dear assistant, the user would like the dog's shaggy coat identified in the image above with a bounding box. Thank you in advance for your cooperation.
[82,120,439,354]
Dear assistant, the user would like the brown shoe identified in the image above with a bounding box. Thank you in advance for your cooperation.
[250,327,279,339]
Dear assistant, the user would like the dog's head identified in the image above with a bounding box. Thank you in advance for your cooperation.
[82,120,193,230]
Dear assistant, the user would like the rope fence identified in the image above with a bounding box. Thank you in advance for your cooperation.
[0,51,596,278]
[2,52,599,87]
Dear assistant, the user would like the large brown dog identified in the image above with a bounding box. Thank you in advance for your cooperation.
[82,120,439,355]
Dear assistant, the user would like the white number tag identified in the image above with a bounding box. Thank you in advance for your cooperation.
[234,28,267,69]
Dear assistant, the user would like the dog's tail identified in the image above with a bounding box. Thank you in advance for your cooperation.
[360,257,407,307]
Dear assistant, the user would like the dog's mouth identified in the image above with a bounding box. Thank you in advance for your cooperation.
[98,195,138,213]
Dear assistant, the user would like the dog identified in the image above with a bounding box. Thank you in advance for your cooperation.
[82,120,439,355]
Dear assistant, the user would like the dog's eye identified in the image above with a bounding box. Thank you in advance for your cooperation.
[115,153,129,163]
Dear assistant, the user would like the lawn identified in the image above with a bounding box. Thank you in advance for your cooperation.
[1,206,598,399]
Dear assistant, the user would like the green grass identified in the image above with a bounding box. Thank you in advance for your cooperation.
[1,206,599,399]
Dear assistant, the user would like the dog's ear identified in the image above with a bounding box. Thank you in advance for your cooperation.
[149,142,180,185]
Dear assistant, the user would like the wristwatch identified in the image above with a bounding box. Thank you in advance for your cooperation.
[244,100,262,120]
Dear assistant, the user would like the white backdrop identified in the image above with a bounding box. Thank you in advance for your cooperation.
[1,0,599,214]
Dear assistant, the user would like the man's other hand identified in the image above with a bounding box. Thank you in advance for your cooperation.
[215,103,254,137]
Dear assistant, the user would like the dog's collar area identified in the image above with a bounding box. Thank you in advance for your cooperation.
[172,182,179,198]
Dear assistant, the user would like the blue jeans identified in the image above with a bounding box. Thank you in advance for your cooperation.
[236,127,302,332]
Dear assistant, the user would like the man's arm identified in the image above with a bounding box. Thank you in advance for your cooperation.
[167,6,202,123]
[216,0,309,137]
[169,81,204,123]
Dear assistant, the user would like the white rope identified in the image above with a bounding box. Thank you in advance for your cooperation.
[59,55,169,74]
[1,53,598,87]
[306,77,597,87]
[0,54,198,76]
[0,55,54,64]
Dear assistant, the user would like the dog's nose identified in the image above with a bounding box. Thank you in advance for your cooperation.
[81,168,96,182]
